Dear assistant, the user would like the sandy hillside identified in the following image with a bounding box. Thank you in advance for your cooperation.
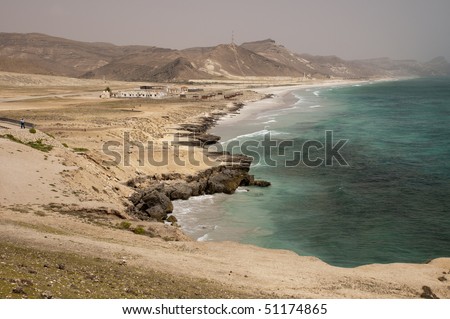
[1,73,449,299]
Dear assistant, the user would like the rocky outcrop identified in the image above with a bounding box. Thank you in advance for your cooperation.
[174,133,221,147]
[128,108,270,223]
[173,104,244,147]
[127,154,270,222]
[129,185,173,221]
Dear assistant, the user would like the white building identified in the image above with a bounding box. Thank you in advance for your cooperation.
[115,89,167,99]
[100,90,111,99]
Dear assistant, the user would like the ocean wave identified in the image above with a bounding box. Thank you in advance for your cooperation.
[256,104,300,120]
[174,207,192,215]
[281,105,299,111]
[262,119,277,124]
[292,93,304,105]
[234,129,271,139]
[313,90,320,96]
[197,233,210,241]
[188,194,215,201]
[250,162,270,168]
[292,92,303,99]
[256,112,281,120]
[225,129,290,142]
[309,105,322,108]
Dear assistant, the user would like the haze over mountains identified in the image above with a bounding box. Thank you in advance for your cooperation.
[1,33,449,82]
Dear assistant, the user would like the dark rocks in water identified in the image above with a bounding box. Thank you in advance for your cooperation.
[174,116,222,147]
[178,124,205,133]
[251,180,271,187]
[127,158,271,222]
[420,286,439,299]
[173,140,203,147]
[188,181,204,196]
[227,102,245,113]
[175,132,220,145]
[194,133,221,145]
[128,158,260,221]
[239,174,270,187]
[165,182,192,200]
[213,153,253,168]
[167,215,178,224]
[206,168,248,194]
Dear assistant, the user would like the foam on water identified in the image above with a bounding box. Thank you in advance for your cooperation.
[197,234,210,242]
[225,129,290,143]
[206,78,450,267]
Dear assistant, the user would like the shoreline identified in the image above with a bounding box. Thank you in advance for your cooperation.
[173,76,450,267]
[2,75,450,299]
[173,78,383,241]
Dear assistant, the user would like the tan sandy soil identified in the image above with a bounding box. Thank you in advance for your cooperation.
[1,72,449,299]
[1,207,449,299]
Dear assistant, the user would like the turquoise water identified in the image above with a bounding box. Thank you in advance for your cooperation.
[174,78,450,267]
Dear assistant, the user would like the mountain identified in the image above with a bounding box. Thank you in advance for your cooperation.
[184,43,301,77]
[0,33,148,77]
[241,39,324,77]
[1,33,449,82]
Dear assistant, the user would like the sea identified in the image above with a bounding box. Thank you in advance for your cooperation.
[172,77,450,267]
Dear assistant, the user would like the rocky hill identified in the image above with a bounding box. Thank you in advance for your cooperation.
[1,33,449,82]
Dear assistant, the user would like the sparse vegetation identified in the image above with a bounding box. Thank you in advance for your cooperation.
[62,143,68,148]
[27,139,53,153]
[44,132,55,139]
[0,134,53,152]
[72,147,89,153]
[29,128,36,134]
[1,134,22,144]
[132,226,146,235]
[0,242,255,299]
[117,221,132,230]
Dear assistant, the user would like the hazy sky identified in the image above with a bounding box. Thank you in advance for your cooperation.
[1,0,450,61]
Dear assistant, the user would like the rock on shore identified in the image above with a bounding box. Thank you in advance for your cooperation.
[127,154,270,222]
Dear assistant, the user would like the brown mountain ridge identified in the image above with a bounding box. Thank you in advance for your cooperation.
[1,33,449,82]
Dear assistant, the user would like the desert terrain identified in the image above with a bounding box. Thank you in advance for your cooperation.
[0,71,449,299]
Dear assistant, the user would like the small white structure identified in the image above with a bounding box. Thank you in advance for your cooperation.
[115,89,167,99]
[100,90,111,99]
[167,86,180,94]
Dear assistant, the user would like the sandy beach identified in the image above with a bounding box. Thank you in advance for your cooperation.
[1,72,449,299]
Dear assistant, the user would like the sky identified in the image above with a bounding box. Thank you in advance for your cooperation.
[1,0,450,61]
